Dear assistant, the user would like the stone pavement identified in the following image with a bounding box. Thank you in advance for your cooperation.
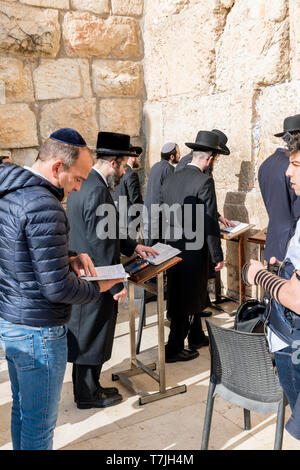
[0,299,300,451]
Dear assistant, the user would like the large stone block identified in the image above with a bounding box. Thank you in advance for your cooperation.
[20,0,69,8]
[0,58,34,103]
[11,148,39,167]
[143,0,229,100]
[71,0,109,15]
[258,80,300,167]
[0,2,60,57]
[92,60,143,97]
[99,98,142,137]
[0,104,38,148]
[40,99,98,147]
[0,80,5,104]
[216,0,289,91]
[289,0,300,80]
[33,59,83,100]
[111,0,143,17]
[63,12,141,59]
[143,100,164,172]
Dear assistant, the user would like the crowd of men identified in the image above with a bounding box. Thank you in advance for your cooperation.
[1,112,300,449]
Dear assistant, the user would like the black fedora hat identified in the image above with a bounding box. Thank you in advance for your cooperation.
[129,144,143,156]
[211,129,230,155]
[96,132,136,157]
[185,130,223,153]
[274,114,300,137]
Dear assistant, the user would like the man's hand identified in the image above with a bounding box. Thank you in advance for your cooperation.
[135,244,159,260]
[215,261,224,272]
[70,253,97,278]
[269,256,283,267]
[218,216,235,228]
[113,288,128,302]
[246,259,265,285]
[97,279,126,293]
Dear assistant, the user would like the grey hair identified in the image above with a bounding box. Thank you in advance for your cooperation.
[36,138,89,169]
[192,150,212,162]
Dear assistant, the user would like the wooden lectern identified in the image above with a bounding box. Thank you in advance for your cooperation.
[112,256,187,405]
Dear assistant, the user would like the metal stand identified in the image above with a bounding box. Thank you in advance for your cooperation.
[112,271,187,405]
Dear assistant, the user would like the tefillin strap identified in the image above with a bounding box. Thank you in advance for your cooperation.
[254,269,287,304]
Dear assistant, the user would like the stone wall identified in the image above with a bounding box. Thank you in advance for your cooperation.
[143,0,300,298]
[0,0,144,166]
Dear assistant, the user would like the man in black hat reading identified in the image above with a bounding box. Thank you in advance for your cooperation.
[143,142,181,246]
[258,114,300,263]
[66,131,158,409]
[160,131,224,362]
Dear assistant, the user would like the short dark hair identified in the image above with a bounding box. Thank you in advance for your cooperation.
[161,146,177,161]
[0,156,10,164]
[36,138,85,169]
[288,133,300,156]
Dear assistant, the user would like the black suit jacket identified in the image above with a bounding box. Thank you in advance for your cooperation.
[175,151,193,172]
[258,147,300,262]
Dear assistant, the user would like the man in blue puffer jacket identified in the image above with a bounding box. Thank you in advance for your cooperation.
[0,128,124,450]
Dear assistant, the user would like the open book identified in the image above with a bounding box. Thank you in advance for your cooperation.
[80,264,129,281]
[146,242,181,266]
[220,220,250,235]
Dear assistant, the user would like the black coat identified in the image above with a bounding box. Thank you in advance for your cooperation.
[175,151,193,172]
[160,165,223,315]
[258,148,300,262]
[66,169,136,365]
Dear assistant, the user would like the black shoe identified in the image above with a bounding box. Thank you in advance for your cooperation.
[98,385,120,396]
[76,391,123,409]
[200,310,212,318]
[189,335,209,350]
[165,348,199,363]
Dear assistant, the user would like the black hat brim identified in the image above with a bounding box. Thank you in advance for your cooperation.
[220,144,230,155]
[185,142,223,153]
[274,128,300,138]
[96,148,137,157]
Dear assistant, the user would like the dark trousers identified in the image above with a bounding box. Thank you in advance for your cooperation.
[72,364,102,401]
[166,312,204,355]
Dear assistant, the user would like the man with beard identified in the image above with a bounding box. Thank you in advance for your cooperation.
[111,145,143,239]
[66,132,157,409]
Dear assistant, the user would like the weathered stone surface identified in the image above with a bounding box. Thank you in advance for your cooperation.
[143,100,164,171]
[40,99,98,147]
[92,60,142,97]
[99,98,142,137]
[11,148,39,167]
[63,12,141,59]
[162,88,255,192]
[20,0,69,8]
[111,0,143,17]
[143,0,229,100]
[258,80,300,169]
[0,2,60,58]
[216,0,289,91]
[0,58,34,103]
[33,59,82,100]
[71,0,109,15]
[0,104,38,148]
[0,80,5,104]
[289,0,300,80]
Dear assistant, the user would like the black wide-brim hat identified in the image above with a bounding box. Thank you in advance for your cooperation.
[274,114,300,137]
[129,144,143,156]
[185,130,223,153]
[96,132,136,157]
[211,129,230,155]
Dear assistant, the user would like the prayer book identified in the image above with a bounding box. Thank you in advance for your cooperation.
[220,221,250,235]
[146,242,181,266]
[80,264,129,281]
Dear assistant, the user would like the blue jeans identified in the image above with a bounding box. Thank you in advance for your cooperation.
[274,344,300,440]
[0,317,67,450]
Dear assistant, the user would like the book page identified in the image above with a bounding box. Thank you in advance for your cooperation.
[80,264,128,281]
[146,242,181,266]
[220,221,250,234]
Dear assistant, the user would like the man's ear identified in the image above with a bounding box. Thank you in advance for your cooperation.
[51,160,63,179]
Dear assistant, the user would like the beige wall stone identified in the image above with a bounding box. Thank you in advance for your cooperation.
[71,0,109,15]
[0,104,38,148]
[0,2,60,57]
[143,100,164,172]
[11,148,38,167]
[111,0,143,17]
[0,80,5,104]
[20,0,69,8]
[33,59,82,100]
[40,98,98,147]
[289,0,300,80]
[216,0,289,91]
[143,1,229,100]
[92,60,143,97]
[0,58,34,103]
[99,98,142,137]
[63,12,142,59]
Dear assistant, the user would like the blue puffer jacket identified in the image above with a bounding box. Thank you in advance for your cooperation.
[0,163,101,326]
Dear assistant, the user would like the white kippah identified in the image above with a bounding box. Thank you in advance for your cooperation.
[161,142,176,154]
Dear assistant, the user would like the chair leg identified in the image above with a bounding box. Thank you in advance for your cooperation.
[244,409,251,430]
[201,381,216,450]
[136,294,146,355]
[274,396,286,450]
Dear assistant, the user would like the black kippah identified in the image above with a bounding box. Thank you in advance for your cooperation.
[50,128,87,147]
